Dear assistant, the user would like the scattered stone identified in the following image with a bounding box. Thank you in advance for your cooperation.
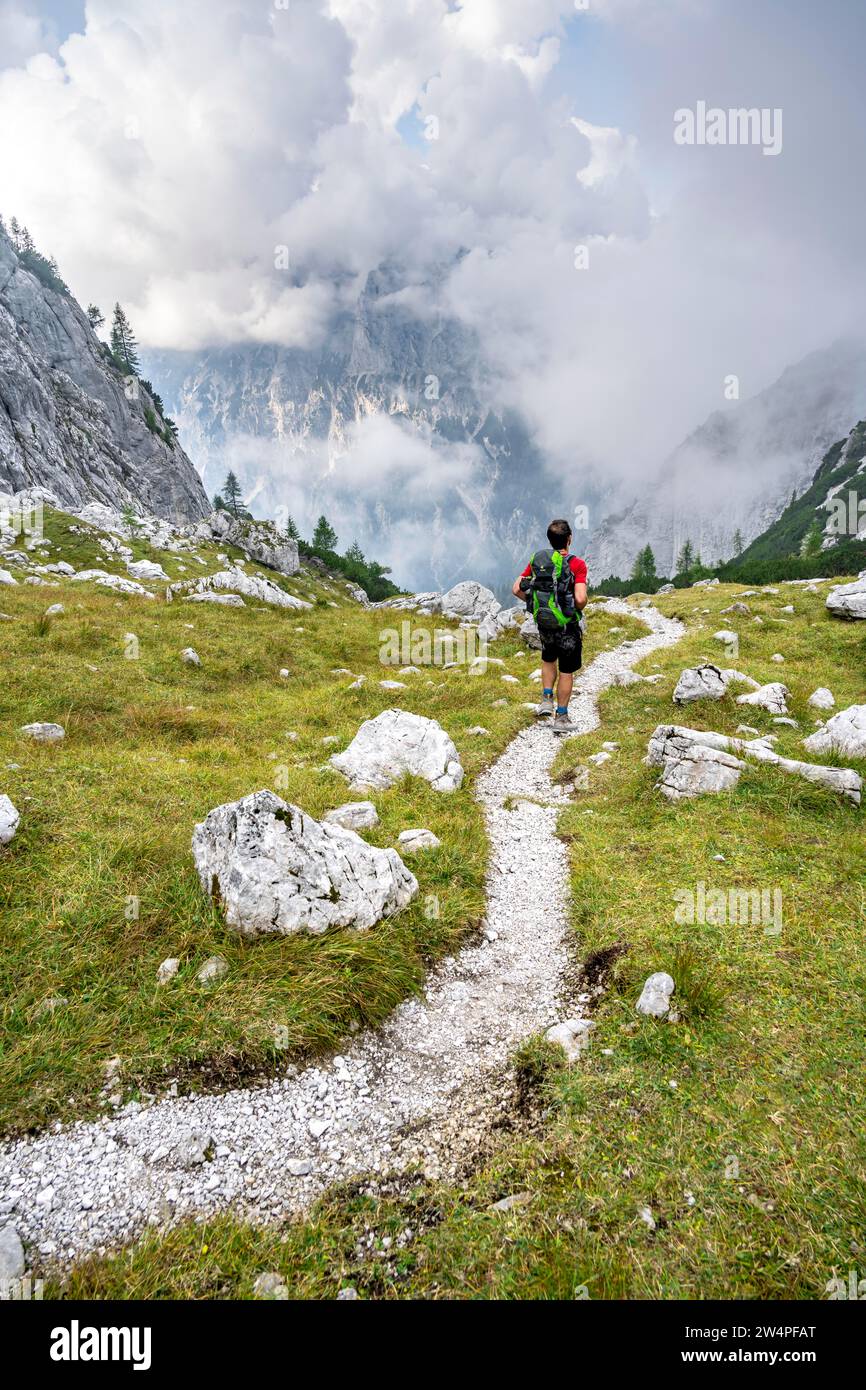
[127,559,169,582]
[196,955,229,985]
[19,722,65,742]
[184,592,245,607]
[638,1207,657,1231]
[490,1192,533,1213]
[636,972,675,1018]
[324,802,380,831]
[649,723,861,804]
[588,751,611,766]
[807,687,835,711]
[826,571,866,621]
[466,726,489,736]
[336,1286,359,1301]
[736,683,789,715]
[647,727,745,800]
[44,603,64,617]
[0,795,20,845]
[0,568,18,586]
[330,709,464,792]
[672,663,726,704]
[253,1271,289,1300]
[397,828,441,854]
[192,790,418,935]
[156,957,180,985]
[379,680,406,691]
[181,647,200,666]
[770,653,785,664]
[713,629,738,645]
[721,602,750,615]
[287,1158,313,1177]
[544,1017,593,1063]
[803,705,866,759]
[0,1223,25,1280]
[176,1131,211,1167]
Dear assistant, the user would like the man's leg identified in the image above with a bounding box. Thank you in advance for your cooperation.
[541,658,557,693]
[556,670,574,707]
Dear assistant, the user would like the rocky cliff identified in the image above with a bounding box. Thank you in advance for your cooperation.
[0,229,209,523]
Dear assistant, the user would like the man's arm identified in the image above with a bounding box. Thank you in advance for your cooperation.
[574,582,587,611]
[512,562,531,600]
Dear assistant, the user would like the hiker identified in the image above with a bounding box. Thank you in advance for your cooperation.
[513,518,588,733]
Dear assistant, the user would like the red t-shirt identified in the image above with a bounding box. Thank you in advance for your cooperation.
[521,554,587,584]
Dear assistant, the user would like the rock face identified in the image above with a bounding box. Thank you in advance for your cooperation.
[803,705,866,759]
[826,572,866,621]
[192,790,418,936]
[204,510,299,576]
[0,794,19,845]
[167,567,311,610]
[636,972,675,1018]
[673,663,727,704]
[0,228,208,523]
[330,709,464,792]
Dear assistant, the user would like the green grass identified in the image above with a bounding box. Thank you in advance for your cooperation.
[43,578,866,1301]
[0,511,636,1135]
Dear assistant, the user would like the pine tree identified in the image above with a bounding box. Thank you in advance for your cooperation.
[87,304,105,330]
[8,217,20,249]
[213,494,226,511]
[676,539,694,573]
[221,471,250,520]
[282,515,300,540]
[733,528,744,556]
[801,520,824,557]
[346,540,365,563]
[631,544,657,584]
[20,225,34,253]
[110,304,141,375]
[313,515,338,551]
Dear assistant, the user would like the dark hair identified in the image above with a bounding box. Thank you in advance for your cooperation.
[547,518,572,549]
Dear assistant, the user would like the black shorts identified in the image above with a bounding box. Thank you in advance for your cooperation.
[540,623,582,674]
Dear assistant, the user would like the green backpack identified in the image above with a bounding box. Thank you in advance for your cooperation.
[527,549,577,633]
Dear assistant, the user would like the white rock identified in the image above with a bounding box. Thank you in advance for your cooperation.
[44,603,64,617]
[588,751,611,766]
[192,790,418,936]
[184,592,245,607]
[379,680,406,691]
[770,653,785,664]
[501,674,519,684]
[826,571,866,621]
[196,955,228,985]
[181,647,201,666]
[466,726,489,736]
[330,709,464,792]
[672,663,726,704]
[127,559,169,582]
[736,683,790,715]
[712,630,738,645]
[0,568,18,586]
[324,802,380,831]
[807,687,835,711]
[253,1271,289,1300]
[0,794,20,845]
[647,726,745,800]
[169,568,311,610]
[544,1018,593,1064]
[19,722,65,742]
[0,1223,25,1280]
[157,957,180,985]
[636,972,675,1018]
[397,828,442,854]
[803,705,866,759]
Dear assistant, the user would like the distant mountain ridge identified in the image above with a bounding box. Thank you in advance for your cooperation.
[0,227,208,523]
[586,339,866,581]
[144,264,566,596]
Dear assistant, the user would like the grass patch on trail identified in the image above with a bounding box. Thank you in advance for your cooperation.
[51,580,866,1300]
[0,516,637,1134]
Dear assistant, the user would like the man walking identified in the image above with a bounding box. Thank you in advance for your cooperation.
[513,518,588,733]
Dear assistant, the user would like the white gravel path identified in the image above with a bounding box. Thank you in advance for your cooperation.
[0,602,683,1268]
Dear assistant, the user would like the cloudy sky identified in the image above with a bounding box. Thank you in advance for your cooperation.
[2,0,865,485]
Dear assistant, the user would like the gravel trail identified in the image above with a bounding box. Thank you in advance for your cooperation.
[0,602,683,1267]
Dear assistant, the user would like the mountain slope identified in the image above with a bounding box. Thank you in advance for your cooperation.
[144,265,563,595]
[0,229,209,523]
[586,339,866,580]
[734,418,866,566]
